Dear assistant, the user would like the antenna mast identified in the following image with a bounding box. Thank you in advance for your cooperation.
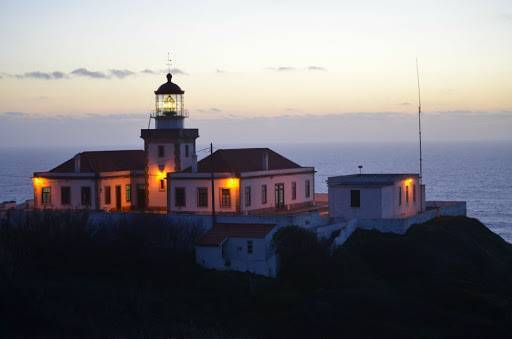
[166,52,172,73]
[416,58,423,179]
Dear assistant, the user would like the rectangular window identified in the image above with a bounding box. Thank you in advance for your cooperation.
[159,179,166,191]
[405,185,410,204]
[81,186,91,206]
[41,187,51,204]
[413,184,417,203]
[175,188,186,207]
[197,187,208,207]
[158,145,165,157]
[221,188,231,208]
[125,184,131,202]
[261,184,267,204]
[247,240,253,254]
[245,186,251,207]
[185,144,189,157]
[61,186,71,205]
[104,186,111,205]
[292,181,297,200]
[305,180,311,198]
[275,183,285,209]
[350,189,360,207]
[399,186,402,206]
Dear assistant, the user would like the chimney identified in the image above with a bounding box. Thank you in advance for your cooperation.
[191,154,198,173]
[74,154,81,173]
[262,151,269,171]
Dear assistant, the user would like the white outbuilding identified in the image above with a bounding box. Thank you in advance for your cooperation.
[327,174,426,221]
[195,223,278,277]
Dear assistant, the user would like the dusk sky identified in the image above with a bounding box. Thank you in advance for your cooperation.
[1,0,511,145]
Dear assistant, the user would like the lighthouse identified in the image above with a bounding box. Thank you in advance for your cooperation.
[141,72,199,211]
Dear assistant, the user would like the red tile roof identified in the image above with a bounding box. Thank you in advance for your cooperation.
[197,223,276,246]
[195,148,301,173]
[49,150,145,173]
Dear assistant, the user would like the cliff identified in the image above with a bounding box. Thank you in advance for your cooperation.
[1,213,511,338]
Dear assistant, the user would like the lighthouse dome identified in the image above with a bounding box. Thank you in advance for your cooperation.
[154,73,184,95]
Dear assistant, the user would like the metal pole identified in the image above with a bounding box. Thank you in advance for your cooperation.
[416,58,423,179]
[416,58,424,212]
[210,142,216,225]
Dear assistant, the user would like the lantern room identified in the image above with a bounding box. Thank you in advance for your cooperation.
[154,73,187,118]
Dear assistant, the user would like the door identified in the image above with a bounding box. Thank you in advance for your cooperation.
[275,183,285,209]
[115,185,122,210]
[136,184,146,210]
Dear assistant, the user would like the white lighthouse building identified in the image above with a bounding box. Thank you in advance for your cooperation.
[32,71,316,214]
[141,73,199,211]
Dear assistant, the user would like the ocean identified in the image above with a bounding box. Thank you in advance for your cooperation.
[1,142,511,242]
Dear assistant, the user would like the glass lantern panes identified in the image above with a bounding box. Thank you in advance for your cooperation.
[155,94,184,117]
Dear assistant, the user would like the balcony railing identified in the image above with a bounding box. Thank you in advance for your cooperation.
[151,109,189,118]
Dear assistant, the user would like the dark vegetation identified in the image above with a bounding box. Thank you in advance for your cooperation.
[1,212,511,338]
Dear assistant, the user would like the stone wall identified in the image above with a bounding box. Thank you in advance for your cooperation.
[357,201,467,235]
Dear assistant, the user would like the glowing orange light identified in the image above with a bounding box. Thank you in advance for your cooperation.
[226,178,239,188]
[158,171,166,180]
[33,177,42,186]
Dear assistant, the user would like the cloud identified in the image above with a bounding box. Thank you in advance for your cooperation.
[141,69,159,74]
[265,66,297,72]
[109,69,135,79]
[277,66,296,72]
[267,66,326,72]
[140,68,187,76]
[169,68,187,75]
[501,13,512,22]
[210,108,222,112]
[216,69,226,73]
[0,111,27,118]
[307,66,327,71]
[51,71,66,79]
[70,68,108,79]
[14,71,67,80]
[398,102,412,106]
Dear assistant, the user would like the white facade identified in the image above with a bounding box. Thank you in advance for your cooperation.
[328,174,425,221]
[141,130,199,212]
[33,171,145,211]
[195,225,278,277]
[168,168,315,215]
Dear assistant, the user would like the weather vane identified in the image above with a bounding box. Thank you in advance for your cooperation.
[166,52,172,73]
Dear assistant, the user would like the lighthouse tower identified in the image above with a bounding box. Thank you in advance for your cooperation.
[141,72,199,211]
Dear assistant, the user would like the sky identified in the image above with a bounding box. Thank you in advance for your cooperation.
[1,0,511,145]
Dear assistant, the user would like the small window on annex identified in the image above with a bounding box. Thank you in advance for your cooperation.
[104,186,111,205]
[175,188,186,207]
[126,184,132,202]
[197,187,208,207]
[292,181,297,200]
[81,186,91,206]
[350,189,360,208]
[61,186,71,205]
[261,184,267,204]
[305,180,311,198]
[159,179,166,191]
[220,188,231,208]
[247,240,254,254]
[158,145,165,158]
[41,187,51,204]
[245,186,251,207]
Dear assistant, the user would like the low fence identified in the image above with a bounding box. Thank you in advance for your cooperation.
[357,200,467,235]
